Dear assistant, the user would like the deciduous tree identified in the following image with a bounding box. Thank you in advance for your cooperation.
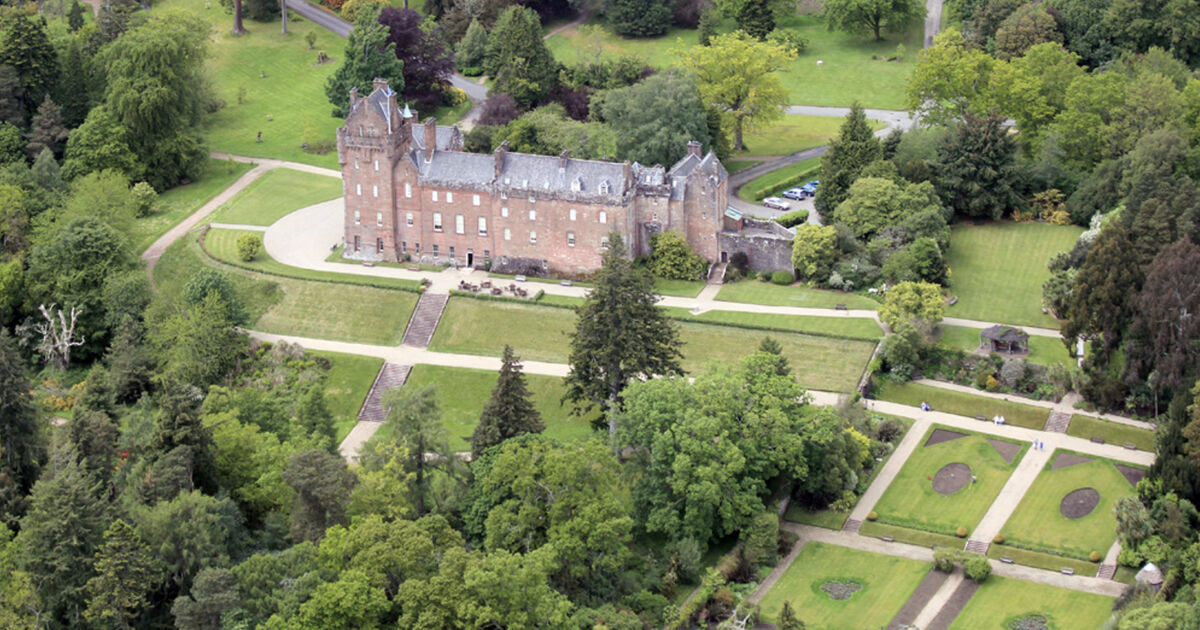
[592,69,712,167]
[878,280,944,329]
[605,0,673,37]
[379,8,455,109]
[904,29,994,126]
[993,3,1063,59]
[326,8,405,118]
[791,223,838,281]
[823,0,924,40]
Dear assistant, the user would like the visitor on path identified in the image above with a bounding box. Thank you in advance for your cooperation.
[921,401,931,411]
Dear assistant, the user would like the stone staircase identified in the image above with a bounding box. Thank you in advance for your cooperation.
[1096,564,1117,580]
[1045,411,1072,433]
[963,539,990,554]
[356,363,412,423]
[708,261,728,284]
[843,518,863,534]
[402,293,449,347]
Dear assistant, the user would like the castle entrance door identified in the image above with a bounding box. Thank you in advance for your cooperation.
[466,250,474,268]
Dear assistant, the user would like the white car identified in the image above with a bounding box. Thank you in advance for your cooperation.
[762,197,791,211]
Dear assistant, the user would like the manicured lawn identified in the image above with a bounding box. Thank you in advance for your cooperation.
[153,234,281,322]
[665,307,883,340]
[208,168,343,226]
[204,228,421,290]
[985,545,1099,576]
[652,278,706,297]
[135,158,254,253]
[402,365,598,450]
[308,350,383,443]
[430,297,876,391]
[738,157,820,202]
[872,425,1027,537]
[724,160,764,175]
[937,325,1073,368]
[733,115,884,158]
[858,520,965,549]
[945,222,1084,329]
[757,542,930,628]
[874,381,1049,430]
[947,577,1113,630]
[716,280,879,309]
[999,452,1140,560]
[1066,415,1155,452]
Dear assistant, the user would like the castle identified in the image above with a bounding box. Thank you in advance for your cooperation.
[336,79,747,277]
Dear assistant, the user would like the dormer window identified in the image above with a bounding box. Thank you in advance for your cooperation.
[571,177,583,192]
[599,180,610,194]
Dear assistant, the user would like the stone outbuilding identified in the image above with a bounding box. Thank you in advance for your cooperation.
[979,325,1030,354]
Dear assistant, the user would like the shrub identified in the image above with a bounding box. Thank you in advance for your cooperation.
[992,534,1005,545]
[649,231,707,280]
[766,28,808,55]
[933,548,957,572]
[867,511,878,521]
[757,271,771,282]
[777,528,798,557]
[742,512,780,566]
[131,182,158,217]
[775,209,810,228]
[955,526,968,538]
[875,418,904,443]
[237,233,263,262]
[770,270,793,285]
[1118,546,1143,568]
[668,538,703,583]
[964,556,991,582]
[1090,551,1102,563]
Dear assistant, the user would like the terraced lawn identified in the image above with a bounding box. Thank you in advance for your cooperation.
[937,325,1074,368]
[947,577,1113,630]
[872,425,1027,537]
[664,308,883,340]
[716,281,879,310]
[873,381,1049,430]
[208,168,343,226]
[1066,415,1155,452]
[758,543,930,628]
[945,222,1084,329]
[308,350,383,443]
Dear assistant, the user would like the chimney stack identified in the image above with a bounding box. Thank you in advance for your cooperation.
[424,117,437,162]
[348,87,359,109]
[687,140,702,158]
[558,150,570,172]
[494,140,509,178]
[372,77,389,92]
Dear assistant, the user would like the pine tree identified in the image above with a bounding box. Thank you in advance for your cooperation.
[455,19,489,75]
[67,0,86,32]
[757,336,791,376]
[0,66,24,128]
[778,600,806,630]
[0,14,59,115]
[698,7,718,45]
[25,95,67,159]
[325,8,405,118]
[0,330,42,526]
[737,0,776,40]
[30,147,63,193]
[484,6,560,108]
[471,345,545,458]
[815,103,882,219]
[54,37,94,128]
[83,520,160,630]
[933,111,1021,219]
[294,385,335,445]
[564,232,684,444]
[379,384,450,517]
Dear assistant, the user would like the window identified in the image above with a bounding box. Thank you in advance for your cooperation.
[354,236,361,251]
[401,241,407,253]
[449,246,455,258]
[455,214,465,235]
[354,158,359,170]
[599,180,610,194]
[372,185,378,198]
[529,231,537,244]
[354,210,361,225]
[478,217,487,235]
[501,207,509,217]
[377,238,384,252]
[599,210,607,224]
[376,212,382,227]
[569,208,577,221]
[373,159,379,171]
[652,212,658,221]
[432,190,439,202]
[433,212,443,231]
[473,194,481,206]
[415,242,420,252]
[356,183,362,196]
[500,191,507,200]
[406,212,413,227]
[404,182,412,198]
[529,209,536,222]
[504,228,511,241]
[567,232,575,247]
[446,191,454,203]
[433,244,439,256]
[484,249,490,262]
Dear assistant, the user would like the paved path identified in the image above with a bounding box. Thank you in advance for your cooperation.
[915,379,1156,430]
[969,444,1053,545]
[339,420,382,461]
[848,414,930,522]
[912,570,965,629]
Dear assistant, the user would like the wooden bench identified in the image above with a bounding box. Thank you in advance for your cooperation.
[515,275,526,282]
[561,280,572,286]
[835,304,848,311]
[1000,557,1014,564]
[1090,437,1105,444]
[1061,568,1075,575]
[881,536,895,542]
[974,416,988,422]
[362,261,374,267]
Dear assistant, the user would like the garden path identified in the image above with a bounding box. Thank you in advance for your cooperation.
[847,414,931,522]
[967,444,1052,548]
[911,570,965,629]
[915,379,1156,431]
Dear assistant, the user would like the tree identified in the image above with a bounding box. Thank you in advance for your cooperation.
[904,29,994,126]
[606,0,673,37]
[0,66,23,128]
[283,449,356,543]
[988,43,1084,148]
[62,106,144,182]
[32,303,85,370]
[292,569,389,630]
[68,0,86,31]
[778,601,806,630]
[379,8,455,109]
[883,319,925,374]
[823,0,925,40]
[648,230,708,280]
[934,112,1021,219]
[1063,223,1141,351]
[816,104,882,217]
[98,10,210,189]
[132,490,241,599]
[738,0,775,39]
[147,292,248,387]
[681,30,795,152]
[0,122,21,165]
[791,223,838,281]
[456,19,489,75]
[878,281,945,329]
[564,232,683,440]
[171,568,241,630]
[834,177,943,238]
[0,14,59,115]
[233,0,247,35]
[326,9,406,119]
[591,69,711,167]
[0,330,40,526]
[698,6,718,44]
[83,520,160,630]
[380,384,451,516]
[470,346,544,458]
[484,6,560,108]
[237,232,262,261]
[1048,0,1114,66]
[994,3,1063,59]
[24,96,67,160]
[1125,239,1200,394]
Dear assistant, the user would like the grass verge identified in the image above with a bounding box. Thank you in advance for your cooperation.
[1066,415,1155,452]
[716,280,879,310]
[937,325,1073,369]
[947,576,1113,630]
[873,381,1049,430]
[858,520,966,549]
[664,307,883,340]
[134,158,253,253]
[208,168,342,226]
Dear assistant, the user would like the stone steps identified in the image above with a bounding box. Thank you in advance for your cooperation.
[963,539,989,554]
[708,261,728,284]
[357,363,412,423]
[1045,411,1072,433]
[843,518,863,534]
[402,292,449,348]
[1096,564,1117,580]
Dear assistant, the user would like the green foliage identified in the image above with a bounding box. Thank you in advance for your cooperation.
[492,104,618,160]
[935,112,1021,219]
[182,268,248,326]
[771,270,794,284]
[878,281,944,329]
[904,29,994,126]
[378,383,452,517]
[0,330,39,525]
[791,223,838,281]
[0,13,59,115]
[171,568,241,630]
[816,104,882,217]
[776,209,810,228]
[835,176,943,239]
[698,7,718,45]
[455,19,489,75]
[83,519,160,629]
[882,320,924,375]
[778,600,806,629]
[822,0,925,40]
[738,0,776,40]
[592,69,711,167]
[237,232,263,262]
[606,0,673,37]
[326,8,405,119]
[994,3,1063,59]
[284,449,356,543]
[470,345,545,458]
[742,512,780,565]
[648,230,708,281]
[62,106,144,182]
[0,122,22,166]
[484,6,559,108]
[24,96,67,160]
[964,555,992,581]
[766,28,809,54]
[147,291,248,388]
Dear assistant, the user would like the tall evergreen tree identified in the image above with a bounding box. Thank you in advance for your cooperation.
[484,6,559,108]
[83,520,160,630]
[815,104,882,219]
[698,7,718,45]
[380,383,451,516]
[737,0,776,40]
[455,19,489,75]
[25,95,67,160]
[0,14,59,116]
[54,35,94,129]
[471,345,545,458]
[0,330,41,527]
[67,0,86,32]
[1063,222,1142,353]
[563,232,683,442]
[325,7,405,118]
[283,449,356,543]
[934,111,1021,219]
[0,65,23,128]
[778,600,806,629]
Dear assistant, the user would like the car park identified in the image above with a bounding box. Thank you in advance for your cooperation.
[762,197,791,210]
[782,188,806,200]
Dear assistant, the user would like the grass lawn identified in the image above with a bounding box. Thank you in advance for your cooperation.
[401,364,598,450]
[724,160,764,175]
[874,381,1049,430]
[999,452,1140,560]
[733,115,884,158]
[716,280,879,309]
[208,168,343,226]
[757,542,930,628]
[308,350,383,443]
[937,325,1073,369]
[430,297,876,391]
[872,425,1027,537]
[985,545,1100,576]
[1066,415,1155,452]
[738,157,820,202]
[946,222,1084,328]
[665,308,883,340]
[652,278,706,297]
[134,158,254,253]
[947,576,1113,630]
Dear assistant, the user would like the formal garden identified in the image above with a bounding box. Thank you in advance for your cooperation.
[946,577,1114,630]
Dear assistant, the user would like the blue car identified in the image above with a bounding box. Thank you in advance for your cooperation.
[801,180,819,195]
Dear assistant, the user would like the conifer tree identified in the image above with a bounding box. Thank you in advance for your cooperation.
[380,384,451,517]
[737,0,776,40]
[83,520,160,630]
[606,0,673,38]
[67,0,86,32]
[483,6,559,108]
[455,19,489,75]
[25,95,67,159]
[815,103,882,219]
[698,7,718,45]
[933,111,1021,219]
[325,8,405,118]
[758,336,791,376]
[471,345,544,458]
[564,233,683,443]
[779,600,806,630]
[0,329,41,526]
[0,14,59,115]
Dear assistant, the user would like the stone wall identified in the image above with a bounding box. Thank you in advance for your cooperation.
[718,218,794,274]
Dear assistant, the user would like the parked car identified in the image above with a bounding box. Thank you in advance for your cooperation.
[782,187,806,200]
[801,180,819,195]
[762,197,791,210]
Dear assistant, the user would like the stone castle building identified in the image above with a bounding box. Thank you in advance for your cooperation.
[337,79,743,277]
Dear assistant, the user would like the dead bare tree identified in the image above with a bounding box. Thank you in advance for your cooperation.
[34,304,85,371]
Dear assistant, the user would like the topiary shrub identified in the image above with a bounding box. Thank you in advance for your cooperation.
[237,233,263,262]
[867,511,878,521]
[771,270,793,285]
[993,534,1005,545]
[956,526,968,538]
[1090,551,1102,563]
[933,548,957,572]
[964,556,991,582]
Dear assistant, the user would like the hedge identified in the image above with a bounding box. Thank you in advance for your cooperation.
[742,164,821,202]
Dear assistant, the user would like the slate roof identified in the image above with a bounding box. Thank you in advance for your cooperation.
[1137,563,1164,585]
[499,153,626,195]
[980,325,1030,344]
[416,150,495,189]
[410,125,462,152]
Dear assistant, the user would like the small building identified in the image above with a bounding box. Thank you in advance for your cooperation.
[1136,562,1164,591]
[979,325,1030,354]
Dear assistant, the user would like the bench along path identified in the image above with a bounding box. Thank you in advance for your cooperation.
[914,379,1156,431]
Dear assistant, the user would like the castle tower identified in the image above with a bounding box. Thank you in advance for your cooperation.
[336,78,407,261]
